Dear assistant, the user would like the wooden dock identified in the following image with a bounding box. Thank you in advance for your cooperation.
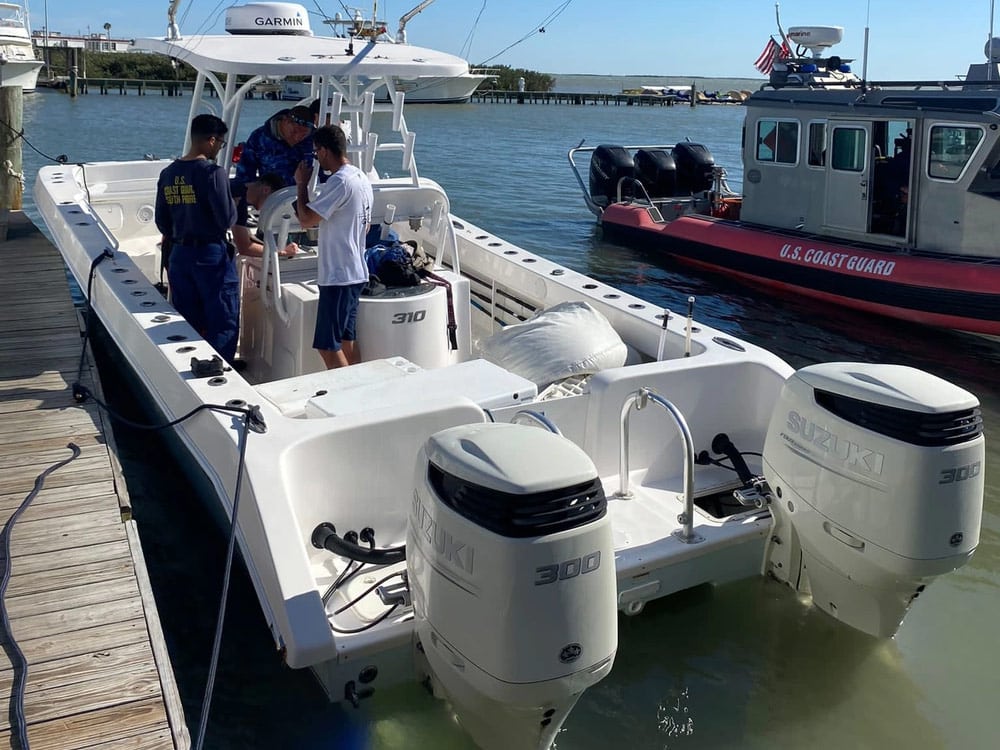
[472,89,693,106]
[0,211,189,749]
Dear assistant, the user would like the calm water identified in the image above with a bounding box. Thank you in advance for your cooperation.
[17,89,1000,750]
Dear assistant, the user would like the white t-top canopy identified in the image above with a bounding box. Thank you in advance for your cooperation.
[135,34,470,79]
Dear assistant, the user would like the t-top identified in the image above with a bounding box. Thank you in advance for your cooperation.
[155,158,236,244]
[308,163,373,286]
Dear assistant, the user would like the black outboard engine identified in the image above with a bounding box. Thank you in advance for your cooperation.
[672,142,715,194]
[634,149,677,199]
[589,145,635,208]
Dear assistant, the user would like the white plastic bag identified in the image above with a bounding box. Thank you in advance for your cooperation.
[478,301,628,387]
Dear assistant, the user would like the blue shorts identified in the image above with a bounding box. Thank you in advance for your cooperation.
[313,283,365,351]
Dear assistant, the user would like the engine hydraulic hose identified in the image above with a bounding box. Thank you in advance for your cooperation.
[711,433,755,484]
[311,522,406,566]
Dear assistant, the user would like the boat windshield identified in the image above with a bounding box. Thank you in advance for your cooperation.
[0,5,26,28]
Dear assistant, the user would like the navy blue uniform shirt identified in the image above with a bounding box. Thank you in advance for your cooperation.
[155,158,236,243]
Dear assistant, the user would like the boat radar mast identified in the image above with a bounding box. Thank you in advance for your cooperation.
[767,25,858,89]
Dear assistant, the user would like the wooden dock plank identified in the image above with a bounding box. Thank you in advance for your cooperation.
[5,557,136,598]
[0,641,156,697]
[1,540,132,577]
[1,663,164,731]
[0,211,188,749]
[0,491,122,523]
[0,618,150,666]
[5,577,141,622]
[0,698,174,750]
[0,441,109,473]
[0,461,123,494]
[2,597,145,645]
[0,480,118,509]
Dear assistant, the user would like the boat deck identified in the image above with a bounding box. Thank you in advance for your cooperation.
[0,212,188,748]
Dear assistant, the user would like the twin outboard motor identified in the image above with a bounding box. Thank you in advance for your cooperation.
[589,143,716,205]
[589,145,634,208]
[407,422,617,750]
[672,142,715,194]
[634,149,677,199]
[762,363,984,637]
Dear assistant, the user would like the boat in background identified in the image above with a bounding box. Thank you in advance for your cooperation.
[32,5,987,749]
[621,84,692,102]
[0,2,42,92]
[571,25,1000,337]
[321,2,495,103]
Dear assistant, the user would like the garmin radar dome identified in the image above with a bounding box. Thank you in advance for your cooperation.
[225,2,313,35]
[786,25,844,57]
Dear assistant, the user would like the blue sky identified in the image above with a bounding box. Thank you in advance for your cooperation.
[26,0,1000,79]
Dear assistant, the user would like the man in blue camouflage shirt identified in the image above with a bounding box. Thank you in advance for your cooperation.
[234,105,314,189]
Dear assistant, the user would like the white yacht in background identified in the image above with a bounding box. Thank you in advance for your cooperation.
[0,2,42,92]
[31,4,986,749]
[322,2,495,102]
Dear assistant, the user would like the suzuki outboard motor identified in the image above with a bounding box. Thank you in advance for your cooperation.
[408,422,617,749]
[589,145,635,208]
[763,363,984,637]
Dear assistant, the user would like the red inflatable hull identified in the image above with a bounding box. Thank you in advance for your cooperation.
[601,204,1000,335]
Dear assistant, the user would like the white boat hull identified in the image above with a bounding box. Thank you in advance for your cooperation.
[32,157,793,691]
[0,57,42,91]
[378,73,492,103]
[278,73,491,103]
[0,45,42,91]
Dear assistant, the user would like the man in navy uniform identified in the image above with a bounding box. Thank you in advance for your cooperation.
[155,114,239,363]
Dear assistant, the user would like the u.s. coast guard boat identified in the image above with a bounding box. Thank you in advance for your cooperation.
[571,26,1000,337]
[33,6,986,749]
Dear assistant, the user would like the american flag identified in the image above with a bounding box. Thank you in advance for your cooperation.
[754,37,790,75]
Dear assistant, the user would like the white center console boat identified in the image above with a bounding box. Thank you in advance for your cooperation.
[31,4,986,748]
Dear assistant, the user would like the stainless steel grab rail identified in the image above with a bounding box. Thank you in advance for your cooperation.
[615,387,703,544]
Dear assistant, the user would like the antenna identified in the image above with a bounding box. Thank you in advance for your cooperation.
[989,0,996,81]
[774,2,791,52]
[861,0,871,81]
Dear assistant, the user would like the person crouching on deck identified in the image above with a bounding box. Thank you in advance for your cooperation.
[154,114,238,363]
[293,125,373,369]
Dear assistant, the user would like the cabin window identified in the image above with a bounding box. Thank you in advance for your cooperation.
[808,122,827,166]
[830,127,866,172]
[756,119,799,164]
[929,125,984,180]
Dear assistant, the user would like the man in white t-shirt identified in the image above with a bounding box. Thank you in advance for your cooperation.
[294,125,374,369]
